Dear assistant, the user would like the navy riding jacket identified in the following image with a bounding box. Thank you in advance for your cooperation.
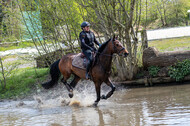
[79,30,100,52]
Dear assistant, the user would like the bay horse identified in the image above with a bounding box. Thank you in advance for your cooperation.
[42,35,129,106]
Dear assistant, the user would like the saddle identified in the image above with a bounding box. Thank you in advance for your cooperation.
[72,53,95,70]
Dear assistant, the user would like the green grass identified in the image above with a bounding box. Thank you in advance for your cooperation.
[1,55,34,69]
[149,37,190,52]
[0,68,49,99]
[0,40,53,51]
[0,41,35,51]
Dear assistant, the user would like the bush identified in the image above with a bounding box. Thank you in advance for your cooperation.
[148,66,160,77]
[168,59,190,81]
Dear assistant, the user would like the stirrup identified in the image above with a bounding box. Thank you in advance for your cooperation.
[85,73,91,80]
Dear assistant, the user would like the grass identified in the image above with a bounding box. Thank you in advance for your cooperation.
[0,40,53,51]
[0,41,35,51]
[0,68,49,99]
[1,55,34,69]
[149,37,190,52]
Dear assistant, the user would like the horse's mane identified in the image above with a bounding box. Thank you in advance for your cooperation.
[97,38,111,53]
[94,38,111,64]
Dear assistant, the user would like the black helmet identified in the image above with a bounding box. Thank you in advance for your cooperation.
[81,21,90,28]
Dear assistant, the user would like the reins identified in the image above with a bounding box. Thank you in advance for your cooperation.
[95,51,113,57]
[96,39,125,57]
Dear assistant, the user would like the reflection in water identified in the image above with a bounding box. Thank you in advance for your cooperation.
[1,84,190,126]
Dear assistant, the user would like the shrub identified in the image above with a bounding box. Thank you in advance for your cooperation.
[148,66,160,77]
[168,59,190,81]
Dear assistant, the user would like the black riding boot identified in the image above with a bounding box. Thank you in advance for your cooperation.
[86,60,92,80]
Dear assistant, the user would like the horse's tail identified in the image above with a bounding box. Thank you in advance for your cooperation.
[41,59,61,89]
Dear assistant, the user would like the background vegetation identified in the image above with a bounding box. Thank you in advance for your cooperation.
[0,0,190,99]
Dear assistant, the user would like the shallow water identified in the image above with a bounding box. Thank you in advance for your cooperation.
[1,83,190,126]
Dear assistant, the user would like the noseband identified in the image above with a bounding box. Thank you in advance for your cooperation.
[112,39,125,55]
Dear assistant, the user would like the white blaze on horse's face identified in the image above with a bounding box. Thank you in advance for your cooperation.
[114,40,129,57]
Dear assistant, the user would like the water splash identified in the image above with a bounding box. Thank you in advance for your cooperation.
[32,80,104,108]
[69,81,96,107]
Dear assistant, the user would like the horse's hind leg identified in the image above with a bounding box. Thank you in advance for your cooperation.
[61,78,73,98]
[101,78,115,100]
[70,75,80,89]
[61,75,80,98]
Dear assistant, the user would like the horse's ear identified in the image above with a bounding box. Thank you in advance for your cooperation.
[112,34,118,41]
[113,34,115,41]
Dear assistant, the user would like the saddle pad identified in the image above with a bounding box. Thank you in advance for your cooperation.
[72,53,86,69]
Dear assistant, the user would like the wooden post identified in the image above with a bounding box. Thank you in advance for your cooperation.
[141,30,148,51]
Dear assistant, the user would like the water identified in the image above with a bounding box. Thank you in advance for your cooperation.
[1,82,190,126]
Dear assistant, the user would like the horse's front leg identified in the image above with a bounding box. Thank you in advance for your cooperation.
[94,82,101,107]
[101,78,115,100]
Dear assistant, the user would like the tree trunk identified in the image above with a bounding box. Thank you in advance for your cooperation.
[0,5,4,42]
[141,30,148,51]
[116,75,190,86]
[0,58,6,89]
[143,47,190,68]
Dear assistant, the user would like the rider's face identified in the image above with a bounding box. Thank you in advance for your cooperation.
[83,26,90,32]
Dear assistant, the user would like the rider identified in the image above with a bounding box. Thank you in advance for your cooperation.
[79,21,101,79]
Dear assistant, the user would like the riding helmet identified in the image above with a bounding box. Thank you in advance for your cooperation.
[81,21,90,28]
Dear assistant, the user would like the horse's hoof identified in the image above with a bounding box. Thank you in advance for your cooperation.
[68,92,73,98]
[93,102,98,107]
[101,95,107,99]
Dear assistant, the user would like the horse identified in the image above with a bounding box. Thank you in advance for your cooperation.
[41,35,129,106]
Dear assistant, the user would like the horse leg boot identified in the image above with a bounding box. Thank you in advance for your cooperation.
[101,78,115,100]
[61,78,73,98]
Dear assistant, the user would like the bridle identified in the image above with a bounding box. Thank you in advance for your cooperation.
[112,39,125,56]
[95,39,126,57]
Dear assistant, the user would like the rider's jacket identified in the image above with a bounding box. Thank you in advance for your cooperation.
[79,30,100,51]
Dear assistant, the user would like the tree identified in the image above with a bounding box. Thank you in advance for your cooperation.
[77,0,142,80]
[0,0,12,42]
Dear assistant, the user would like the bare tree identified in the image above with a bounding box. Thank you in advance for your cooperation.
[78,0,142,80]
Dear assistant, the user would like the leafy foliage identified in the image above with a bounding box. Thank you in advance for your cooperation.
[168,59,190,81]
[0,68,48,99]
[148,66,160,77]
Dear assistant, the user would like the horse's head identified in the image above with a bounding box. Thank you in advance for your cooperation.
[111,35,129,57]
